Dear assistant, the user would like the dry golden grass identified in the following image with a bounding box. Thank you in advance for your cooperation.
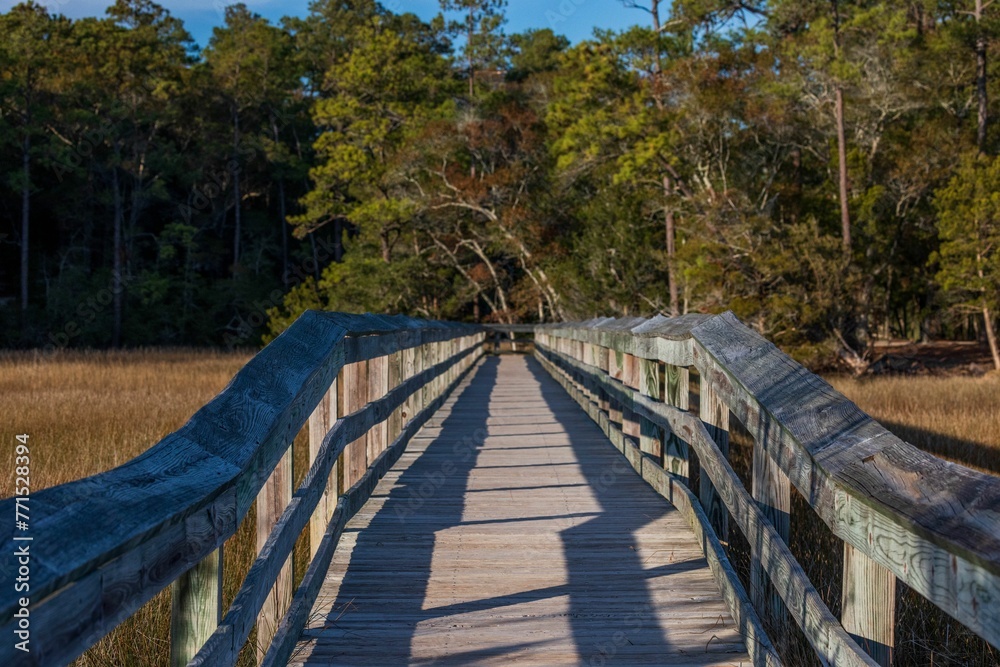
[827,373,1000,475]
[0,349,312,666]
[722,372,1000,666]
[0,349,251,498]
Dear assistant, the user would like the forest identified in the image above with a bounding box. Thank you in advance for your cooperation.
[2,0,999,370]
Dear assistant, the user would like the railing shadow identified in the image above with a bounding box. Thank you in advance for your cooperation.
[299,354,746,665]
[523,356,746,666]
[300,356,499,664]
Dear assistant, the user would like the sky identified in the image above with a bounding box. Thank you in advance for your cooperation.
[2,1,643,49]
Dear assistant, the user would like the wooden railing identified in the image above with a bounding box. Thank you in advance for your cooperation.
[0,312,485,666]
[534,312,1000,667]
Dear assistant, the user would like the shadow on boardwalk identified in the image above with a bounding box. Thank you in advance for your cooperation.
[295,355,748,666]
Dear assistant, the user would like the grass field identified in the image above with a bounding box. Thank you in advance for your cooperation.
[1,350,998,665]
[0,349,294,666]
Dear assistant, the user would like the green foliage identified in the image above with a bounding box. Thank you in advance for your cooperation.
[932,152,1000,313]
[1,0,997,369]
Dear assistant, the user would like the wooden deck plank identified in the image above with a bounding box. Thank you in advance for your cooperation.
[290,356,751,666]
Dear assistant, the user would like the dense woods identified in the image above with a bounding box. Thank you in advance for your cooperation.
[2,0,999,369]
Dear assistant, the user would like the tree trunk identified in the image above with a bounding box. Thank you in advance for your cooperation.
[20,132,30,314]
[984,305,1000,371]
[468,4,475,97]
[663,174,679,316]
[976,0,988,154]
[112,166,124,348]
[232,108,242,273]
[835,86,851,253]
[278,178,289,285]
[273,121,289,285]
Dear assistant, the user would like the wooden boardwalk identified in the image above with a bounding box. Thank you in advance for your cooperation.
[290,355,751,666]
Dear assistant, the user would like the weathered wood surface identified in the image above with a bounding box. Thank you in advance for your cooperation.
[537,342,873,666]
[0,312,479,665]
[290,356,752,666]
[539,312,1000,653]
[189,340,483,666]
[535,349,780,667]
[170,547,223,667]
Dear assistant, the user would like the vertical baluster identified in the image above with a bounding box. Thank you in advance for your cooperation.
[842,541,896,665]
[340,359,368,489]
[639,358,662,462]
[597,345,610,415]
[170,548,222,667]
[608,348,624,426]
[663,364,690,482]
[622,353,641,440]
[387,349,402,442]
[367,355,388,461]
[750,429,790,630]
[402,344,417,423]
[699,378,729,541]
[308,380,338,558]
[256,438,293,661]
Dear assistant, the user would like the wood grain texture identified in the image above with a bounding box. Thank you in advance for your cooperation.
[750,437,790,630]
[687,312,1000,649]
[170,547,223,667]
[256,443,293,662]
[367,355,389,461]
[0,312,480,665]
[536,348,780,667]
[639,358,662,461]
[538,312,1000,652]
[842,542,895,666]
[341,359,369,490]
[190,338,484,666]
[308,384,338,560]
[536,341,876,667]
[289,355,752,667]
[261,346,485,667]
[664,363,691,482]
[699,380,730,543]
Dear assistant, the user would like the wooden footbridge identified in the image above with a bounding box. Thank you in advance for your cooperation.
[3,312,999,666]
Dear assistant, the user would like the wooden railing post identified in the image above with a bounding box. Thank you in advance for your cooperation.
[699,378,729,541]
[341,359,368,489]
[842,542,896,665]
[750,435,790,630]
[308,381,338,559]
[170,548,223,667]
[367,355,389,461]
[622,353,641,441]
[662,364,690,482]
[387,350,402,442]
[256,439,293,661]
[639,358,662,462]
[608,348,624,426]
[597,345,610,414]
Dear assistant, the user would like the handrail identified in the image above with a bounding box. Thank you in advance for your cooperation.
[534,312,1000,667]
[0,311,485,666]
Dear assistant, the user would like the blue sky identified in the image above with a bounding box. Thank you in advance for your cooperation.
[3,1,643,49]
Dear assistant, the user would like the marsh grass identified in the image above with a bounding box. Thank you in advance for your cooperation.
[0,349,313,666]
[3,351,999,665]
[720,374,1000,666]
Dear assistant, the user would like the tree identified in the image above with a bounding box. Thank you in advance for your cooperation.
[0,2,64,326]
[205,4,296,275]
[439,0,508,96]
[932,152,1000,371]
